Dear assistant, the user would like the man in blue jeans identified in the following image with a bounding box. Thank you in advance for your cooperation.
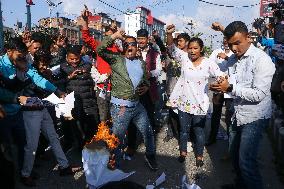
[97,29,157,171]
[210,21,275,189]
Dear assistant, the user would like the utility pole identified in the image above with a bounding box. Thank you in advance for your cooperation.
[26,4,31,31]
[0,0,4,52]
[26,0,35,31]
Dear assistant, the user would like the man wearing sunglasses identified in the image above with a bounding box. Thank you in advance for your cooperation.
[97,29,158,171]
[126,29,163,157]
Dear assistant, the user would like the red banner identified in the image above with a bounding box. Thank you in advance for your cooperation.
[147,12,153,25]
[260,0,278,17]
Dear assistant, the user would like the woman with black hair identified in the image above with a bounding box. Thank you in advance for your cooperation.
[168,37,225,167]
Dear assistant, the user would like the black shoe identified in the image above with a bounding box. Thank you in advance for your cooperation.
[178,155,186,163]
[21,176,36,187]
[59,165,81,176]
[144,154,158,171]
[196,159,204,167]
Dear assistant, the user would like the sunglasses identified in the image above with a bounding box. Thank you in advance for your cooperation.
[123,42,137,48]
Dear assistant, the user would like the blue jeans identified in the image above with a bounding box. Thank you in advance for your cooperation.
[178,110,206,156]
[111,103,155,164]
[229,119,268,189]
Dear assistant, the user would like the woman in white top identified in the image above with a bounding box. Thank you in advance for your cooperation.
[168,37,225,166]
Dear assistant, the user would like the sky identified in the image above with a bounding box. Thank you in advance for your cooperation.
[1,0,261,47]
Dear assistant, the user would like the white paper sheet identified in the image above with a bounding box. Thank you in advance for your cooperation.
[43,93,64,104]
[82,148,135,189]
[182,175,201,189]
[43,92,75,118]
[63,91,75,118]
[146,172,166,188]
[50,65,61,75]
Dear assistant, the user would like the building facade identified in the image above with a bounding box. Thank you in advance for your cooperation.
[76,12,122,41]
[38,17,80,44]
[124,6,166,40]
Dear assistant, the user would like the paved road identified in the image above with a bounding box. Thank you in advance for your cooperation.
[15,104,284,189]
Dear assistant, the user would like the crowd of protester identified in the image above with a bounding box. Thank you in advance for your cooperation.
[0,6,283,189]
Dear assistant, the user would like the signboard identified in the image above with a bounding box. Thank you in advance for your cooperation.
[260,0,278,17]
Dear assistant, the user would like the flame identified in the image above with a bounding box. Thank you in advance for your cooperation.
[85,121,119,150]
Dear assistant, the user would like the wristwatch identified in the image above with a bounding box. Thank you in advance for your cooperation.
[227,84,233,92]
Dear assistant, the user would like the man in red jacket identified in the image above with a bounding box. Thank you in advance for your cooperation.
[80,8,120,121]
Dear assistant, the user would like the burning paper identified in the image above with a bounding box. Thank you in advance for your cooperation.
[85,121,119,150]
[82,148,135,189]
[83,121,134,188]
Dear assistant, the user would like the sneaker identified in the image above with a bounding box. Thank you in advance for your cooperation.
[59,165,81,176]
[144,154,158,171]
[21,176,36,187]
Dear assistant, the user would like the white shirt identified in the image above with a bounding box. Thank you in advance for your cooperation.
[209,48,233,64]
[209,48,234,98]
[219,44,276,126]
[168,45,224,115]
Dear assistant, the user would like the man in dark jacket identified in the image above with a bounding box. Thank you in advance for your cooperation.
[60,45,99,147]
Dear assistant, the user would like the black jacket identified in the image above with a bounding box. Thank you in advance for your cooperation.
[60,61,97,117]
